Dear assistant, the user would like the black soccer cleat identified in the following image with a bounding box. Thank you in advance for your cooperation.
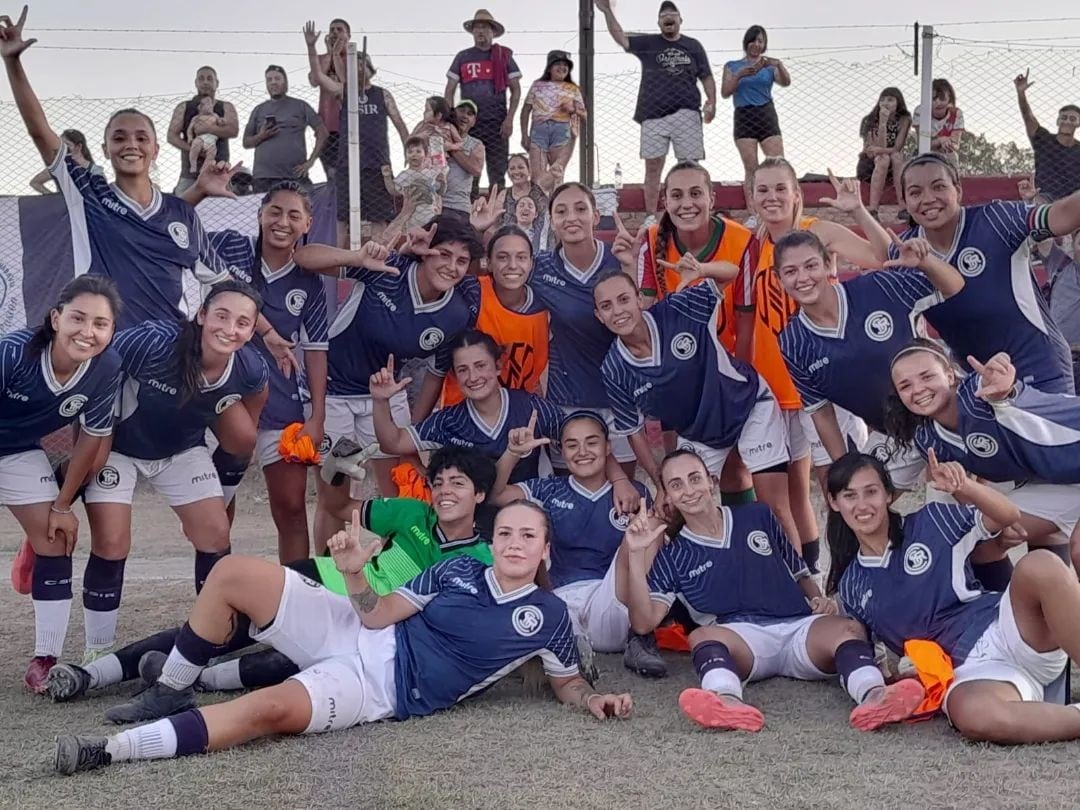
[54,735,112,775]
[45,663,93,703]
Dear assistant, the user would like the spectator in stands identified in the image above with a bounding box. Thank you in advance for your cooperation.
[443,100,486,218]
[594,0,715,219]
[305,23,408,244]
[445,9,521,190]
[503,153,551,227]
[521,50,584,190]
[166,66,238,194]
[912,78,964,167]
[28,129,101,193]
[308,17,350,182]
[243,65,328,194]
[1015,70,1080,201]
[514,194,551,253]
[185,96,221,176]
[856,87,911,219]
[722,25,790,202]
[394,136,445,229]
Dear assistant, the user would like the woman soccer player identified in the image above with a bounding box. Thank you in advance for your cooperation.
[894,152,1080,395]
[293,214,482,535]
[618,449,924,732]
[1,277,123,691]
[208,182,329,563]
[487,411,664,678]
[79,282,267,645]
[51,502,632,775]
[776,229,963,490]
[886,341,1080,567]
[827,451,1080,745]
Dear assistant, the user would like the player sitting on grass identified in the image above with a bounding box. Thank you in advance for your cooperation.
[52,500,632,775]
[45,447,497,710]
[617,448,925,732]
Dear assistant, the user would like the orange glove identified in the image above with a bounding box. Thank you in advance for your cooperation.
[277,422,321,465]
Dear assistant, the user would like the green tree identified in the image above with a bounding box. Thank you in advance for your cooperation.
[902,131,1033,176]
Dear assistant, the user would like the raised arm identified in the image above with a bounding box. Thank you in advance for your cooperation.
[304,22,343,97]
[816,170,892,266]
[883,235,964,299]
[1014,70,1040,139]
[593,0,630,51]
[370,356,421,456]
[293,241,398,276]
[925,448,1021,533]
[0,8,61,165]
[618,502,671,634]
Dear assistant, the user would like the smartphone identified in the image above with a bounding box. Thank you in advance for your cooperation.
[265,115,277,128]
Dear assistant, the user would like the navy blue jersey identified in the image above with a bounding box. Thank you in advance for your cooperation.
[0,329,122,456]
[528,241,623,408]
[780,270,940,431]
[393,556,579,719]
[602,282,761,449]
[916,373,1080,484]
[407,388,564,482]
[892,202,1073,394]
[647,503,811,625]
[111,321,269,460]
[209,231,329,429]
[49,144,230,329]
[519,475,651,588]
[327,254,480,396]
[838,503,1001,665]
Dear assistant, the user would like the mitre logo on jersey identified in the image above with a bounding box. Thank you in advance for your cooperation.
[549,497,575,510]
[965,432,999,458]
[215,394,242,414]
[419,327,445,351]
[747,530,772,556]
[687,560,713,579]
[285,289,307,316]
[904,543,933,575]
[512,605,544,637]
[670,332,697,360]
[808,357,830,374]
[375,291,398,312]
[147,378,178,396]
[450,576,479,594]
[168,222,191,249]
[864,311,894,342]
[956,247,986,278]
[540,274,565,287]
[58,394,88,418]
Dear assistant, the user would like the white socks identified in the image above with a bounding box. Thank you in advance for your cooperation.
[701,667,743,699]
[33,598,71,658]
[83,608,119,652]
[83,653,125,690]
[198,658,243,691]
[159,648,203,691]
[106,719,178,762]
[848,665,887,705]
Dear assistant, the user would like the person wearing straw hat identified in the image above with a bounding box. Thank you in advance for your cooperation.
[445,9,522,191]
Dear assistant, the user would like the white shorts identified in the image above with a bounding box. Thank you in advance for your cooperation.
[945,585,1068,712]
[324,391,410,462]
[861,429,926,491]
[797,408,869,468]
[990,480,1080,536]
[640,108,705,161]
[84,447,223,507]
[721,614,831,682]
[550,406,636,466]
[676,377,789,475]
[0,449,58,506]
[554,556,630,653]
[785,411,810,462]
[251,568,398,733]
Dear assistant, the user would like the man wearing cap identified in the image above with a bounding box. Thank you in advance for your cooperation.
[594,0,715,218]
[445,9,522,190]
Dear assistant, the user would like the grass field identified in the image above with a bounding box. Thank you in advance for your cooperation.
[3,478,1080,810]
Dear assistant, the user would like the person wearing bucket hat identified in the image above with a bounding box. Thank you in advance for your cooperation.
[521,50,585,192]
[446,9,522,190]
[594,0,715,219]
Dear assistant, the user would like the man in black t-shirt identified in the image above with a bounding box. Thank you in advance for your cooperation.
[1016,70,1080,201]
[595,0,715,218]
[166,66,239,194]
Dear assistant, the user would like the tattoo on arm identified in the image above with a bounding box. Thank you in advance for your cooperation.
[350,589,379,613]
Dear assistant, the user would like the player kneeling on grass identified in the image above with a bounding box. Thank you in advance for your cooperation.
[617,448,925,732]
[52,500,631,775]
[827,451,1080,744]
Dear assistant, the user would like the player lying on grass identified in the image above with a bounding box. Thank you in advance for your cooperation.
[52,500,631,775]
[46,447,498,710]
[617,448,925,732]
[827,451,1080,744]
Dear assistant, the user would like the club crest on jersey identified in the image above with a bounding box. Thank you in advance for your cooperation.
[168,222,191,249]
[864,311,894,342]
[215,393,242,414]
[965,432,999,458]
[419,327,445,352]
[956,247,986,278]
[512,604,544,637]
[96,466,120,489]
[286,289,307,316]
[747,530,772,556]
[609,507,632,531]
[903,543,933,575]
[58,394,88,418]
[670,332,697,360]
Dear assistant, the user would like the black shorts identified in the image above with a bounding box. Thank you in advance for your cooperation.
[856,153,895,184]
[733,102,781,142]
[336,166,396,224]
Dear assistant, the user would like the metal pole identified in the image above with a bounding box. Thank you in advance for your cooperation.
[347,42,362,249]
[578,0,595,186]
[918,25,934,156]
